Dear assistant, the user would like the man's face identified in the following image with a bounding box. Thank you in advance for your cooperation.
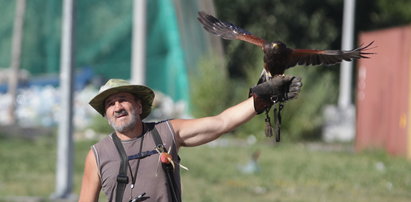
[104,92,142,133]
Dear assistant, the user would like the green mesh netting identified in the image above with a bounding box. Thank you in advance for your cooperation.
[0,0,209,104]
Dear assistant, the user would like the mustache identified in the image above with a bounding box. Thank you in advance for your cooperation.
[114,109,128,117]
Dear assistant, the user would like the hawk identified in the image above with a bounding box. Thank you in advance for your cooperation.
[198,11,374,84]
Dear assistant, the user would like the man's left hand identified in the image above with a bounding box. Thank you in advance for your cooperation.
[250,75,302,114]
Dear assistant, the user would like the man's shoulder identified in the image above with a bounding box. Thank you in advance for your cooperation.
[93,133,114,148]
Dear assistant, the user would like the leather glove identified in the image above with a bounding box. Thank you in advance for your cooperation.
[250,76,302,114]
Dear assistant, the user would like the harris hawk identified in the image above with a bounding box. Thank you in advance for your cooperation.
[197,11,374,84]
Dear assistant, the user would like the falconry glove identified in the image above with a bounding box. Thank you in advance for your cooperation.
[250,76,302,114]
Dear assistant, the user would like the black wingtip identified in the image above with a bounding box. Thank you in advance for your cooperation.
[361,41,376,49]
[358,41,377,57]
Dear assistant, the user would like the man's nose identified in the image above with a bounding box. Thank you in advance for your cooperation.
[113,101,123,111]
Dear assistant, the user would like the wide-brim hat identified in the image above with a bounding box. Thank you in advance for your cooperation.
[89,79,155,119]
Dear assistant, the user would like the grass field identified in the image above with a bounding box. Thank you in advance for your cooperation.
[1,134,411,202]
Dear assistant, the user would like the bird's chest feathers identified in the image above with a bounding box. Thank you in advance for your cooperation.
[263,51,290,74]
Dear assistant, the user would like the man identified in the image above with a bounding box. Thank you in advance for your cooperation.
[79,76,302,202]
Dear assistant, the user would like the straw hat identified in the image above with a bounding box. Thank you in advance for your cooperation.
[89,79,155,119]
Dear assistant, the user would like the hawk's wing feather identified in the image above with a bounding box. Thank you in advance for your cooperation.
[197,11,265,47]
[287,41,375,67]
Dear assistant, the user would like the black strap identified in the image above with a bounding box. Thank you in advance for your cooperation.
[148,123,181,202]
[112,133,129,202]
[265,102,284,142]
[264,109,273,137]
[273,103,284,142]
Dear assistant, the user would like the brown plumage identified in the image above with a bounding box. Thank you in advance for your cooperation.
[198,11,374,83]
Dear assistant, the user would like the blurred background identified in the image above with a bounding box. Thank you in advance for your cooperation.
[1,0,411,201]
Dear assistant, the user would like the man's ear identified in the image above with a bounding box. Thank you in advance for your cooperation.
[135,98,143,115]
[138,101,143,115]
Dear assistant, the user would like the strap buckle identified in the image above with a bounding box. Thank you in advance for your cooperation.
[117,175,129,184]
[156,144,166,153]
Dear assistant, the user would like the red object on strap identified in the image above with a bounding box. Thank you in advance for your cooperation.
[160,152,172,164]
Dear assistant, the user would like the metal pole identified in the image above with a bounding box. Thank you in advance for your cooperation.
[8,0,26,125]
[322,0,356,142]
[131,0,146,84]
[338,0,356,108]
[53,0,75,198]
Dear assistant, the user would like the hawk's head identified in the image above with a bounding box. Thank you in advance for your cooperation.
[263,41,287,55]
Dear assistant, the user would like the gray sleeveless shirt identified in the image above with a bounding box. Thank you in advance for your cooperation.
[92,120,181,202]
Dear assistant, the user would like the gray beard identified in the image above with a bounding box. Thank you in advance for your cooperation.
[108,108,139,133]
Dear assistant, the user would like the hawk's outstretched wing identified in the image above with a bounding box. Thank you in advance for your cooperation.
[286,41,375,68]
[197,11,266,47]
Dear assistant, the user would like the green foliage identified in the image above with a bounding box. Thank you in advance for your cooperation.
[190,55,233,118]
[357,0,411,30]
[282,67,338,140]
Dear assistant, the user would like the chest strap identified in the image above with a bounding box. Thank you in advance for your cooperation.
[111,133,129,202]
[128,150,158,161]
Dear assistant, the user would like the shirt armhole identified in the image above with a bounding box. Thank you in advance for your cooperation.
[91,145,102,179]
[165,120,179,150]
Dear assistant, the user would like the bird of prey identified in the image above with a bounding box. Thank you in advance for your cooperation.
[197,11,374,84]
